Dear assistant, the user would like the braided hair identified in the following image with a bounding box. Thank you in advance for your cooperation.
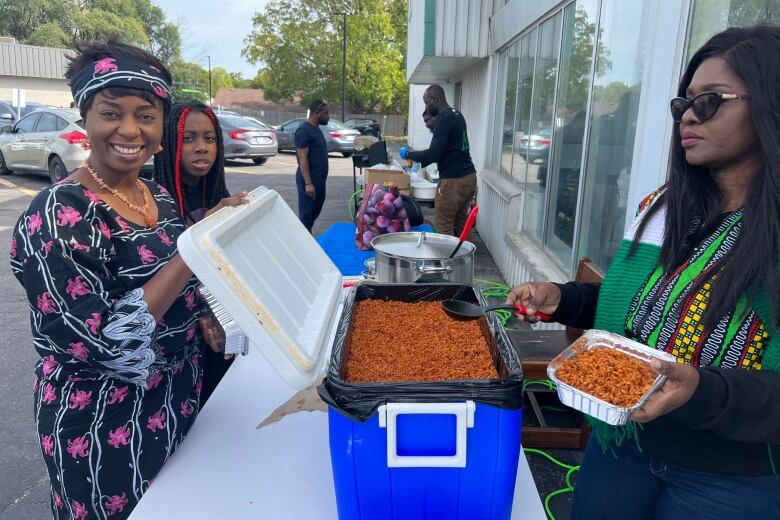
[154,100,230,221]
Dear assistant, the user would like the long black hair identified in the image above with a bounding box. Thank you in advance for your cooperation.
[633,25,780,326]
[154,100,229,220]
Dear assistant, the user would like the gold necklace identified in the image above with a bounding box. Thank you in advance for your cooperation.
[84,161,157,228]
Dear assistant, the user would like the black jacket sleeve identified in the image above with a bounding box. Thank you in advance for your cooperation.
[406,124,448,167]
[549,282,601,329]
[666,367,780,444]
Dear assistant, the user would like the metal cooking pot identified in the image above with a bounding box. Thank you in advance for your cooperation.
[370,231,474,283]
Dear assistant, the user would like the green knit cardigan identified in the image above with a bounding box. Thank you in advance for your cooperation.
[589,199,779,453]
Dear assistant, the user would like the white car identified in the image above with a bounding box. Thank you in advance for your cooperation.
[0,108,154,183]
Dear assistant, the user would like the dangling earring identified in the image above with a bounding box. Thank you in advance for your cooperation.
[81,139,91,151]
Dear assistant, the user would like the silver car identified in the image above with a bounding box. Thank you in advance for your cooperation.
[217,114,278,165]
[0,108,154,183]
[0,108,88,183]
[276,118,359,157]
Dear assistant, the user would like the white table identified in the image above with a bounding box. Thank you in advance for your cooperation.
[130,348,547,520]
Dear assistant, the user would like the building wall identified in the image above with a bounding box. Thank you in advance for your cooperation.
[458,58,491,172]
[0,77,72,107]
[407,0,427,81]
[434,0,492,58]
[0,42,69,79]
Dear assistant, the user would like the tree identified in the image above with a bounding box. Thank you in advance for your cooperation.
[169,59,209,101]
[242,0,408,113]
[132,0,181,63]
[229,72,253,89]
[0,0,182,65]
[26,22,71,48]
[210,67,235,95]
[594,81,631,105]
[0,0,74,43]
[75,8,149,46]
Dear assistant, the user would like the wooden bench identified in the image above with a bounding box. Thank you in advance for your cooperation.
[509,258,605,449]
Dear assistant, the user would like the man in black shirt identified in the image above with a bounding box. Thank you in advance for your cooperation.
[403,85,476,236]
[295,99,330,232]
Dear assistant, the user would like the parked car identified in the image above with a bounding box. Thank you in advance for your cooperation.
[0,101,47,126]
[217,113,278,165]
[242,116,276,131]
[275,118,360,157]
[0,108,154,182]
[343,118,382,138]
[212,106,240,116]
[516,127,552,163]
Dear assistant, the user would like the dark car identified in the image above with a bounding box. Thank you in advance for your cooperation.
[275,118,360,158]
[216,113,278,165]
[0,101,47,127]
[343,118,382,138]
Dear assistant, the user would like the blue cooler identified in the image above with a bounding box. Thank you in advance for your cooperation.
[177,190,524,520]
[319,283,524,520]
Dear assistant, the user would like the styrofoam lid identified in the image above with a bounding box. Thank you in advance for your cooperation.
[177,187,342,389]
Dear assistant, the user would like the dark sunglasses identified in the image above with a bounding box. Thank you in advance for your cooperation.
[670,91,748,123]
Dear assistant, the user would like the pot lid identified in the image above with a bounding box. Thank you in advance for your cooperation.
[371,231,475,259]
[177,187,341,390]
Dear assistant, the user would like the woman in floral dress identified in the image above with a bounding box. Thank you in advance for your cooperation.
[10,37,245,519]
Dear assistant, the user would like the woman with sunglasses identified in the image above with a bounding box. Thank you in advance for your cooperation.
[507,26,780,519]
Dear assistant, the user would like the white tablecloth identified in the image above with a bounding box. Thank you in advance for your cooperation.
[130,344,547,519]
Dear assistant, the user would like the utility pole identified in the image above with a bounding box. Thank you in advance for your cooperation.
[206,55,212,104]
[341,12,347,122]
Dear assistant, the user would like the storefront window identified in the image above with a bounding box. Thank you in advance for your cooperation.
[499,44,520,177]
[687,0,780,61]
[575,0,649,270]
[522,14,562,244]
[512,31,537,182]
[543,0,598,265]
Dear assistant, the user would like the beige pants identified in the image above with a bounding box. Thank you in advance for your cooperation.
[434,172,477,236]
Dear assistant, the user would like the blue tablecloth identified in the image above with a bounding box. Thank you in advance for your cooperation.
[316,222,433,276]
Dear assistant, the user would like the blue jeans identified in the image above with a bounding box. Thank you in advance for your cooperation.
[570,437,780,520]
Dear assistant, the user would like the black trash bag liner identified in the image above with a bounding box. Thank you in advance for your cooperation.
[401,195,424,227]
[318,283,524,422]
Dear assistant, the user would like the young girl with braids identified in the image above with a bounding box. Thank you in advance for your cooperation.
[154,100,236,403]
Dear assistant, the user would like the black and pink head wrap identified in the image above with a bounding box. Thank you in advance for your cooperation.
[68,55,172,109]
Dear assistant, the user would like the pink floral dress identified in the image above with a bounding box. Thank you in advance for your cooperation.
[10,180,205,519]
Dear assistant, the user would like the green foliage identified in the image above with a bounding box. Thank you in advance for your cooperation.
[0,0,181,66]
[594,81,631,105]
[75,8,149,46]
[170,59,209,101]
[242,0,408,113]
[26,22,71,48]
[0,0,74,43]
[211,67,235,94]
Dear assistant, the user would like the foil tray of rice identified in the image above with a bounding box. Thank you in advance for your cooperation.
[547,330,676,425]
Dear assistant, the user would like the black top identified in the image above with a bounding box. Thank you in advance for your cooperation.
[295,121,329,182]
[552,281,780,476]
[407,108,475,180]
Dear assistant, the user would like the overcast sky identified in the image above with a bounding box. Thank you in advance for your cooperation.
[153,0,269,77]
